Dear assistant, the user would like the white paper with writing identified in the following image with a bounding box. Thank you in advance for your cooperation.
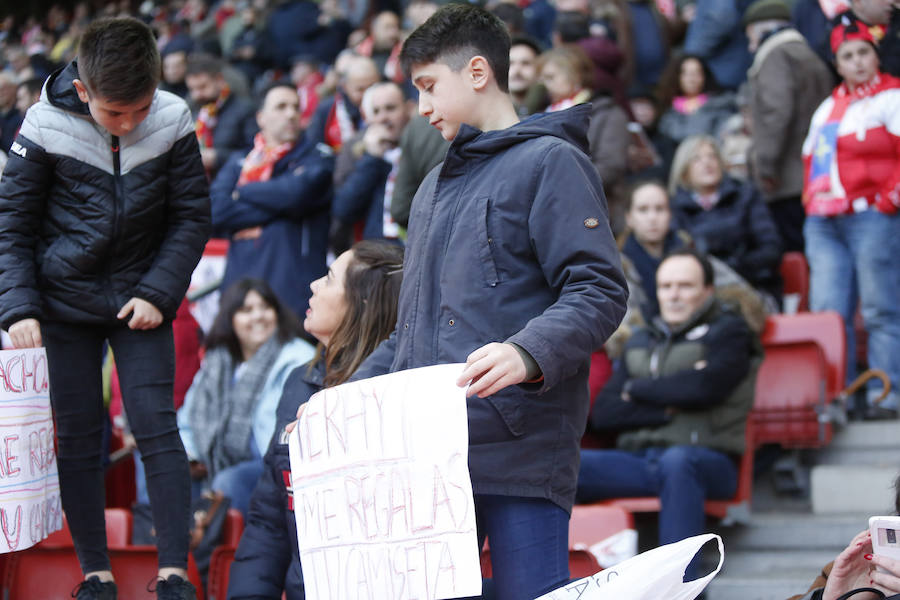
[0,348,62,553]
[289,363,481,600]
[537,534,724,600]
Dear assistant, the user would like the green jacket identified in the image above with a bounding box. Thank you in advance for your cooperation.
[616,299,761,455]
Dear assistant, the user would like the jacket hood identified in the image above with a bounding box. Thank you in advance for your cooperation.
[450,103,592,161]
[44,61,90,116]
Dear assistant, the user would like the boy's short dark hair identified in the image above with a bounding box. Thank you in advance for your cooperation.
[77,17,160,103]
[400,3,511,93]
[185,52,225,78]
[661,247,715,287]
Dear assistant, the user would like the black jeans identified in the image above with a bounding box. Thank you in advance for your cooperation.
[43,320,191,573]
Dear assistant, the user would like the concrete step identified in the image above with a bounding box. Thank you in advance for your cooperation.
[814,420,900,466]
[827,421,899,450]
[704,549,838,600]
[810,464,897,514]
[717,512,868,551]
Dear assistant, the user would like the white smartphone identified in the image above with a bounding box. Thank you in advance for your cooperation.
[869,515,900,573]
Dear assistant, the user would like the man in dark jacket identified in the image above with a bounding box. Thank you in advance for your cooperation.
[210,82,334,319]
[743,0,834,252]
[578,248,758,576]
[331,81,411,253]
[683,0,754,89]
[185,53,258,178]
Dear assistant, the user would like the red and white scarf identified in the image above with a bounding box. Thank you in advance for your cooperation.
[195,84,231,149]
[237,133,292,187]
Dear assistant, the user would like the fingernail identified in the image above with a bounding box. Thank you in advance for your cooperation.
[865,554,873,561]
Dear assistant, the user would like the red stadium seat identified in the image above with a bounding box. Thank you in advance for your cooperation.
[221,509,244,548]
[206,546,235,600]
[780,252,809,312]
[39,507,132,549]
[2,546,203,599]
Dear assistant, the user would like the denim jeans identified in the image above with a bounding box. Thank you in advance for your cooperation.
[576,446,737,578]
[43,321,191,573]
[470,494,570,600]
[209,456,264,518]
[804,211,900,408]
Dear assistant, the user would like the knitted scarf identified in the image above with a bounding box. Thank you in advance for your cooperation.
[237,132,292,186]
[324,92,357,151]
[188,336,283,480]
[195,84,231,149]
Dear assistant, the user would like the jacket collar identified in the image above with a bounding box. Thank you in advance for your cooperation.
[651,296,718,338]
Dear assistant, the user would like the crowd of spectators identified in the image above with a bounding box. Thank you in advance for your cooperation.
[1,0,899,595]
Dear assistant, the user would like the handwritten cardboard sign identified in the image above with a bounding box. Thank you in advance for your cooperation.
[0,348,62,553]
[289,363,481,600]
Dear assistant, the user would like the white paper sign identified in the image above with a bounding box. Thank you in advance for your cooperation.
[0,348,62,553]
[537,534,724,600]
[289,363,482,600]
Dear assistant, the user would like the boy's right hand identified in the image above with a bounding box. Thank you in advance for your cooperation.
[8,318,42,348]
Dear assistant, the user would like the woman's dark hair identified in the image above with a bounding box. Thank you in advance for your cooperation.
[206,278,305,362]
[320,240,404,387]
[400,3,511,93]
[656,52,719,110]
[625,177,669,213]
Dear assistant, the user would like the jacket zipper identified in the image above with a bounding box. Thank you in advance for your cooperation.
[106,136,123,316]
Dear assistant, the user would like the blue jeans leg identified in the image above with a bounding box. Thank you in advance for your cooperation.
[804,215,858,383]
[577,446,736,579]
[474,494,570,600]
[211,458,265,517]
[843,211,900,409]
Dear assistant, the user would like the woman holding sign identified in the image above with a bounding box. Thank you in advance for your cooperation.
[227,240,404,599]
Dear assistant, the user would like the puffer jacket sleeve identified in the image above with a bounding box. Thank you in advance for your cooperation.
[228,442,294,599]
[0,131,52,330]
[229,367,311,599]
[505,142,629,392]
[134,111,211,320]
[736,183,782,279]
[629,313,752,409]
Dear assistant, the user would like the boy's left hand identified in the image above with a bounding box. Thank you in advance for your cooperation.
[117,297,163,330]
[457,342,527,398]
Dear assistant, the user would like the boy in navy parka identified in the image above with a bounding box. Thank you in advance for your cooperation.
[0,17,209,600]
[350,5,628,597]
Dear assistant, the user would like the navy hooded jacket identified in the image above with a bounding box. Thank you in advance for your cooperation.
[353,104,628,512]
[210,136,334,319]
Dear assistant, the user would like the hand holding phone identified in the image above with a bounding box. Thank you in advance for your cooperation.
[869,516,900,574]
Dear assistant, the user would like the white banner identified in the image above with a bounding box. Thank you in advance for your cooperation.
[289,363,481,600]
[0,348,62,553]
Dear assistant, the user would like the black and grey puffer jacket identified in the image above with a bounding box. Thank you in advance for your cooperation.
[0,61,210,329]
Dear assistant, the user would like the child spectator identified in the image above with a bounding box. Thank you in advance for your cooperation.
[349,5,628,596]
[0,16,210,600]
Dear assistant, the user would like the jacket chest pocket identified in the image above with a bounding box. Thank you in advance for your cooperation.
[474,196,501,288]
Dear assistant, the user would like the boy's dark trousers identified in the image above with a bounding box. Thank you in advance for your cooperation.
[42,320,191,573]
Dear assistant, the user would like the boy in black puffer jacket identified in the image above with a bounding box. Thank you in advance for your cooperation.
[0,17,210,600]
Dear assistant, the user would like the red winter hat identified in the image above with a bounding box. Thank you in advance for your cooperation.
[830,16,878,54]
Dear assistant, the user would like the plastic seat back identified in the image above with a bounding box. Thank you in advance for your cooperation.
[39,507,132,549]
[762,312,846,402]
[780,252,809,312]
